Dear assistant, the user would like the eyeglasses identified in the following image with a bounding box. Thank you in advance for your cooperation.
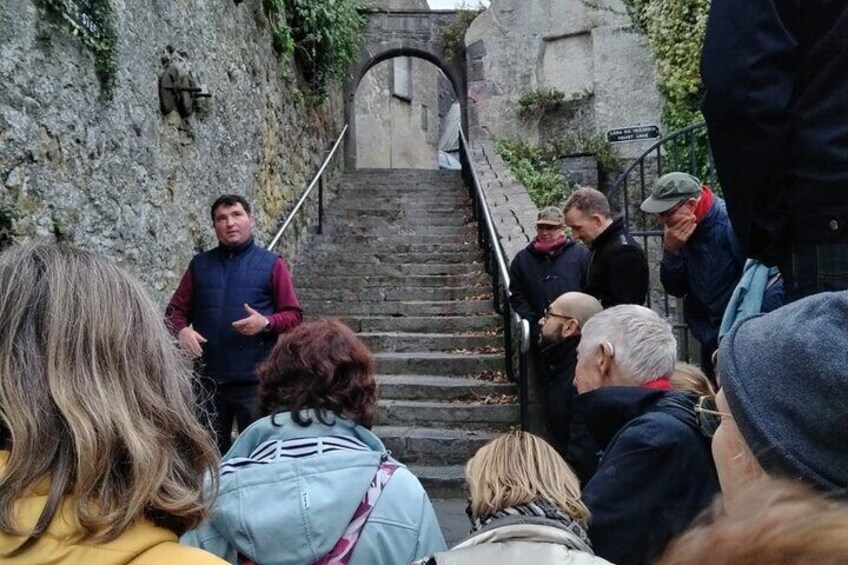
[694,395,733,438]
[543,306,576,325]
[657,200,687,219]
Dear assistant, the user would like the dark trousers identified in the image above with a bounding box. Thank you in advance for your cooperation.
[781,242,848,302]
[196,377,259,455]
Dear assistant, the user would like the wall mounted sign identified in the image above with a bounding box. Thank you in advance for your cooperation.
[48,0,105,44]
[606,125,660,143]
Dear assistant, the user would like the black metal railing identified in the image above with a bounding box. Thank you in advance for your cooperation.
[458,129,532,430]
[610,122,717,360]
[268,124,349,251]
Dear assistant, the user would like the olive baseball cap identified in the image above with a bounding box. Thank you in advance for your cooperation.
[536,206,564,226]
[640,172,703,214]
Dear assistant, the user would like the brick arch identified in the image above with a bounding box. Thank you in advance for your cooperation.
[344,10,468,169]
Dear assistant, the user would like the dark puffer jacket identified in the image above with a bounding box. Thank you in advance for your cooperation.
[578,387,719,565]
[508,239,589,343]
[660,197,744,346]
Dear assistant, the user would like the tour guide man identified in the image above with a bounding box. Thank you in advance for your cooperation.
[166,194,302,453]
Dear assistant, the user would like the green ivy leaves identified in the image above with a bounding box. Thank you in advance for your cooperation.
[265,0,364,101]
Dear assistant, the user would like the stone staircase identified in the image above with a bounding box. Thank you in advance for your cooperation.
[295,168,519,497]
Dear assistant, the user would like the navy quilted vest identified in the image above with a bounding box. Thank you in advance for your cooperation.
[191,239,277,384]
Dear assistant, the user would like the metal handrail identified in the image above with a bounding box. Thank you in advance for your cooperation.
[267,124,349,251]
[458,128,532,430]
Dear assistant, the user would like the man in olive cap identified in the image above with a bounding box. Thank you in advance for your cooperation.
[641,172,744,379]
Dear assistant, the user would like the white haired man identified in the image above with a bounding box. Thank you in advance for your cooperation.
[574,305,718,565]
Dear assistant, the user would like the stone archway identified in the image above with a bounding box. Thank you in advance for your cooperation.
[345,10,468,170]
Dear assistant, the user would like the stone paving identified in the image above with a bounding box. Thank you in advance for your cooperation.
[295,168,519,498]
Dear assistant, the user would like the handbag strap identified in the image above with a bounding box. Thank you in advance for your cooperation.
[315,461,399,565]
[236,461,399,565]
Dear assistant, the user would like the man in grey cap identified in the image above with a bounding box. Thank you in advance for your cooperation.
[641,172,744,379]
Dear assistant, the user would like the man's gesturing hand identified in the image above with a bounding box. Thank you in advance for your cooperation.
[663,216,697,253]
[178,325,207,358]
[232,304,269,336]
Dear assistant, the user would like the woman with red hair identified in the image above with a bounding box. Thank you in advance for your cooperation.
[183,318,446,564]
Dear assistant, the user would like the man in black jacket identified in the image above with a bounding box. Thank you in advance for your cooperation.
[574,305,719,565]
[508,206,590,347]
[536,291,602,472]
[701,1,848,301]
[563,188,648,308]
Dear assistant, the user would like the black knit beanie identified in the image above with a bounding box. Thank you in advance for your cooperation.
[718,291,848,493]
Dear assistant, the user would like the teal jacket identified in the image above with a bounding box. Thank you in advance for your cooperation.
[182,411,446,564]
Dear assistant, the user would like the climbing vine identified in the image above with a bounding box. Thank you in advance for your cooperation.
[264,0,364,100]
[621,0,709,132]
[41,0,118,98]
[438,7,482,61]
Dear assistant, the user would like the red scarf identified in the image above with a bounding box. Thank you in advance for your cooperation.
[641,376,673,391]
[531,234,567,255]
[693,185,714,222]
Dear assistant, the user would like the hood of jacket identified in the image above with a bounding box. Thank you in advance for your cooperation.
[190,411,392,564]
[0,452,222,564]
[421,515,612,565]
[576,387,699,448]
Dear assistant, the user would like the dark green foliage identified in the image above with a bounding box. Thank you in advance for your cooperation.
[439,9,481,61]
[0,202,21,251]
[516,88,569,120]
[495,132,622,208]
[265,0,364,100]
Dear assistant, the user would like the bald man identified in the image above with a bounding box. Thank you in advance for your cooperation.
[537,292,602,474]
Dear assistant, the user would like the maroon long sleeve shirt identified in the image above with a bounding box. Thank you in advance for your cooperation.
[165,257,302,334]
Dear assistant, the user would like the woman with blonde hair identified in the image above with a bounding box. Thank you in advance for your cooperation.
[415,431,612,565]
[0,243,224,563]
[670,362,715,397]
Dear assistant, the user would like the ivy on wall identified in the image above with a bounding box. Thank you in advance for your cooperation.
[41,0,118,98]
[438,8,481,61]
[622,0,709,131]
[264,0,364,101]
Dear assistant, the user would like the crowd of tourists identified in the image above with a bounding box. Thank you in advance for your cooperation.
[3,0,848,560]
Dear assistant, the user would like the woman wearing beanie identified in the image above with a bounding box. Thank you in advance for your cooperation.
[413,431,612,565]
[697,291,848,498]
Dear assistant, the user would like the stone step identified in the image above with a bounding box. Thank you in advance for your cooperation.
[296,262,485,277]
[302,299,494,317]
[299,286,492,303]
[325,215,472,228]
[307,241,481,254]
[332,201,470,213]
[377,399,518,430]
[340,315,502,333]
[362,332,501,352]
[297,272,488,289]
[323,225,477,237]
[375,426,498,465]
[376,374,514,401]
[376,352,504,376]
[302,251,482,264]
[302,235,479,248]
[407,464,466,499]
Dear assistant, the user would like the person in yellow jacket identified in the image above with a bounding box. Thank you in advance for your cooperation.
[0,244,225,564]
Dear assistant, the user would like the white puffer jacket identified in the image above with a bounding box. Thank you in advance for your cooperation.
[415,516,614,565]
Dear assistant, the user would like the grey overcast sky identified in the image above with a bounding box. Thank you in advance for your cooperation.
[427,0,489,9]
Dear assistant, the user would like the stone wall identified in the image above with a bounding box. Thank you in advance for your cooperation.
[355,56,440,169]
[0,0,345,303]
[465,0,663,159]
